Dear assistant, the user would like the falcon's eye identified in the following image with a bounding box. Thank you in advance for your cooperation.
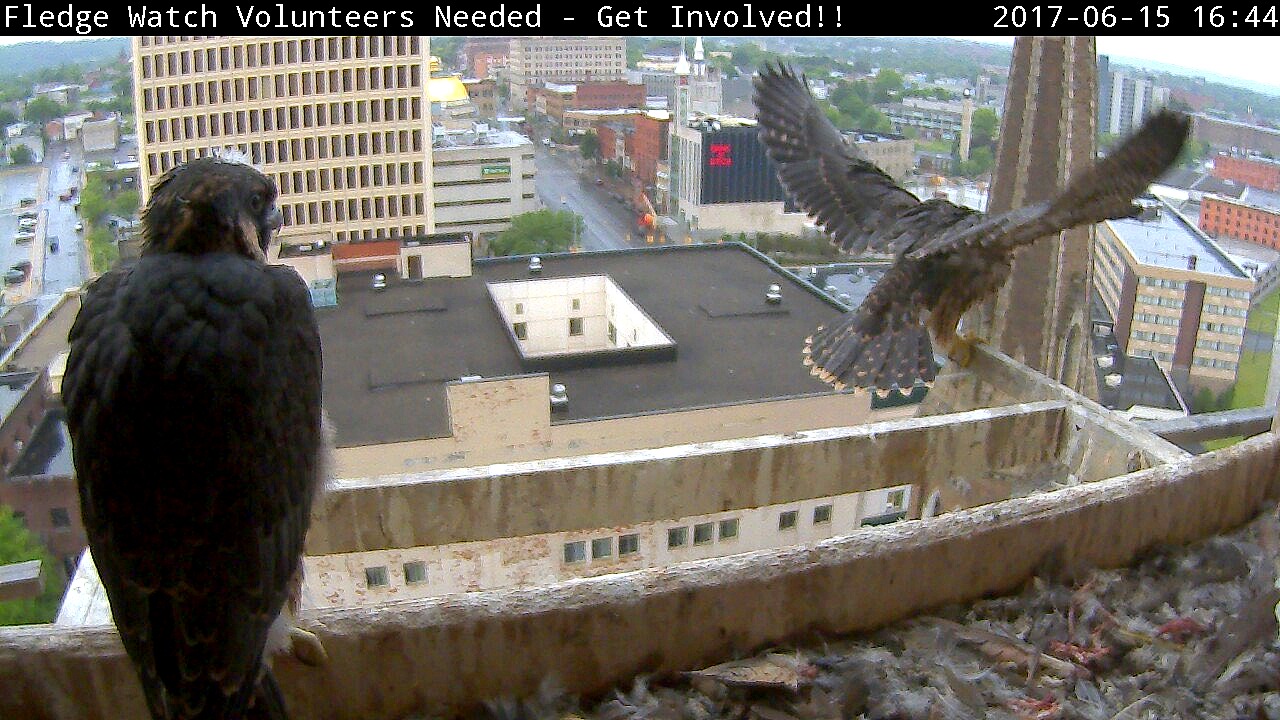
[249,194,265,213]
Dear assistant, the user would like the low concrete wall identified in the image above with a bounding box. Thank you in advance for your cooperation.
[4,431,1277,720]
[309,402,1068,555]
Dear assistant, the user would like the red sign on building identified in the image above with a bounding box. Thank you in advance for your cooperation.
[708,143,732,167]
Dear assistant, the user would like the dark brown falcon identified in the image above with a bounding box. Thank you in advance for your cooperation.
[753,63,1190,393]
[63,157,325,719]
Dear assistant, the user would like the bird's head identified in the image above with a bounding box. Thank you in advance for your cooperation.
[140,156,283,261]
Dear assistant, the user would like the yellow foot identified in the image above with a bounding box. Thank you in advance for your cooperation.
[948,332,987,368]
[288,626,329,667]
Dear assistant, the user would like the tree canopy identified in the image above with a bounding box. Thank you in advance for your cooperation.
[9,144,32,166]
[489,209,583,257]
[24,96,65,125]
[0,505,65,625]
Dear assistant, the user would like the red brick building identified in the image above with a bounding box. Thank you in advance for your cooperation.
[530,81,646,127]
[1199,194,1280,249]
[572,81,645,111]
[631,113,670,189]
[1212,153,1280,192]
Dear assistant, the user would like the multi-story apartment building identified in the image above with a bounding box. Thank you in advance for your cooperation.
[507,36,626,110]
[1199,192,1280,250]
[131,36,434,244]
[1212,153,1280,192]
[1100,69,1170,136]
[1094,199,1254,392]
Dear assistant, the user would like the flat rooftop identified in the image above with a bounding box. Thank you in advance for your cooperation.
[1107,201,1247,278]
[317,244,849,448]
[10,409,72,477]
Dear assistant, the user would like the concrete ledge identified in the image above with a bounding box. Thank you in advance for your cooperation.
[4,430,1277,720]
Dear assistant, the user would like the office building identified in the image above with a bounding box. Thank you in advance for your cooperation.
[132,36,435,244]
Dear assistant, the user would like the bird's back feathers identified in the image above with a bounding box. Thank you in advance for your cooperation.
[754,62,1191,393]
[65,253,321,720]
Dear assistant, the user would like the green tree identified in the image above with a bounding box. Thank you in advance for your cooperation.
[955,145,995,178]
[579,131,600,161]
[970,107,999,149]
[0,505,65,625]
[872,69,904,103]
[78,178,109,223]
[489,209,582,257]
[86,225,118,273]
[108,189,140,218]
[23,96,65,125]
[9,144,32,165]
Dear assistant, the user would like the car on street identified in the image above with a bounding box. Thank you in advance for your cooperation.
[14,231,34,244]
[49,238,58,253]
[18,197,35,208]
[59,190,74,201]
[74,221,82,232]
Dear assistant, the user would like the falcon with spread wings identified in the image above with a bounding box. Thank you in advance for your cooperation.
[64,157,325,719]
[753,63,1190,393]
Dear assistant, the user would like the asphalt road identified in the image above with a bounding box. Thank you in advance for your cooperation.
[40,144,88,296]
[533,145,640,252]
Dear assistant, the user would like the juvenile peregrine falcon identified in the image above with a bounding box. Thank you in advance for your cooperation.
[64,157,325,719]
[753,63,1189,393]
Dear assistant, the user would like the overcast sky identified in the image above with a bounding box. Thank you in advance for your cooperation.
[957,37,1280,95]
[0,35,1275,96]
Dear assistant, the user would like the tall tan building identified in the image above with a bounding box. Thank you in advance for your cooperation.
[507,36,626,110]
[1094,199,1254,391]
[131,36,434,243]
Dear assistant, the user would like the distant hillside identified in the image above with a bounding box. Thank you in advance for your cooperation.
[0,38,129,77]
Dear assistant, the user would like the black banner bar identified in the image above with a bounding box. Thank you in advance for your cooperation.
[1,2,1277,36]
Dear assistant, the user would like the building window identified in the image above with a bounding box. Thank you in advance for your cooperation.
[693,522,714,545]
[591,537,613,559]
[886,489,907,512]
[568,317,584,336]
[813,504,833,525]
[514,302,524,315]
[563,541,586,563]
[50,508,70,528]
[403,561,427,584]
[618,533,639,555]
[779,510,798,531]
[608,322,617,344]
[513,322,527,340]
[572,298,581,310]
[667,526,688,548]
[365,566,389,587]
[718,518,738,540]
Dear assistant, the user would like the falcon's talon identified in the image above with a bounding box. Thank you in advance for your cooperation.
[288,626,329,667]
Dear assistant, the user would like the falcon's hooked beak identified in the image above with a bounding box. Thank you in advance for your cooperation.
[267,206,284,234]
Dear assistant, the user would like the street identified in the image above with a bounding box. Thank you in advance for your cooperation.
[533,145,641,252]
[0,143,88,307]
[40,144,88,296]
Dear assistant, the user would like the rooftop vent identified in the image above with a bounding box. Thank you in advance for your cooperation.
[529,256,543,274]
[838,293,852,304]
[765,284,782,304]
[550,383,569,411]
[459,375,483,382]
[1137,202,1162,223]
[823,284,838,294]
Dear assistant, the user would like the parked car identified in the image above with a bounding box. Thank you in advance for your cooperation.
[18,197,35,208]
[49,238,58,253]
[59,190,74,201]
[14,231,34,244]
[74,221,83,232]
[3,268,23,285]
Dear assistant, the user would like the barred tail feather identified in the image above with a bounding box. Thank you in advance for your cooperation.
[802,310,937,393]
